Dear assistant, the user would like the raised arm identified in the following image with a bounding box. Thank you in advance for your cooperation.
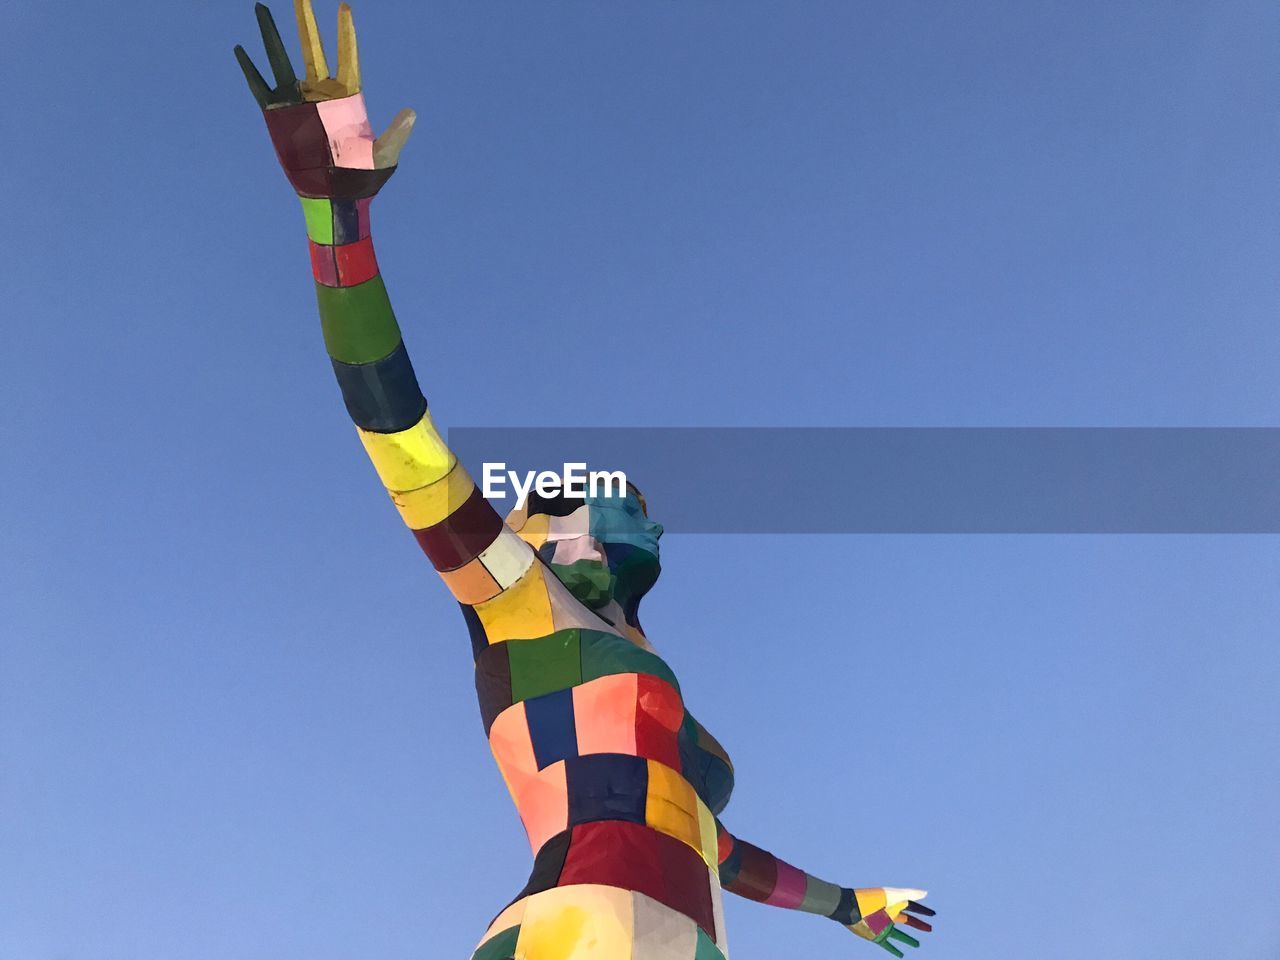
[234,2,610,647]
[716,823,934,958]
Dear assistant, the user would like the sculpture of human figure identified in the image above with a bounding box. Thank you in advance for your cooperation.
[234,4,935,957]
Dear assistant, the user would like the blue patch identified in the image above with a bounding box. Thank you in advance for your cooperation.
[332,199,362,245]
[565,753,648,825]
[524,688,578,770]
[587,489,663,558]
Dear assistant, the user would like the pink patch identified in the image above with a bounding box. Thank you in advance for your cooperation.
[489,704,536,782]
[489,704,568,852]
[551,536,603,565]
[572,674,637,757]
[764,859,808,908]
[547,506,590,540]
[317,94,376,170]
[519,764,569,853]
[864,910,893,937]
[356,198,372,239]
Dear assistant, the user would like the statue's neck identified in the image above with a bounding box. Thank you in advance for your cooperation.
[595,599,656,652]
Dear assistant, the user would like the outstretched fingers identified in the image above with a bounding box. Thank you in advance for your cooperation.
[234,45,272,107]
[877,939,905,959]
[905,900,935,918]
[898,913,933,934]
[294,0,330,82]
[374,108,417,168]
[336,2,361,93]
[887,928,921,950]
[255,3,297,89]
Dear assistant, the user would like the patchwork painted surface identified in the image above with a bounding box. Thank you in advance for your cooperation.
[235,2,934,957]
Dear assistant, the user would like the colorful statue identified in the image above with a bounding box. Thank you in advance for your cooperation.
[234,4,935,957]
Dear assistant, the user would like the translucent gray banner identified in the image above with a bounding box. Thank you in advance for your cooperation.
[447,428,1280,533]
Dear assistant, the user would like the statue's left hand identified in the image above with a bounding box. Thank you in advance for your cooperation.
[846,888,934,958]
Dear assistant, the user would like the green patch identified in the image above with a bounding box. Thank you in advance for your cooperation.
[300,197,333,245]
[694,926,726,960]
[508,630,583,702]
[579,630,680,693]
[799,876,844,917]
[315,276,402,364]
[470,925,519,960]
[548,560,614,608]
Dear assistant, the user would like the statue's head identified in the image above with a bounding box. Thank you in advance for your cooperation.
[508,482,663,631]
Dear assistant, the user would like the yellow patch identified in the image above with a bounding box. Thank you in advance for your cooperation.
[645,760,702,856]
[513,512,550,550]
[848,919,875,941]
[357,411,453,492]
[856,888,887,917]
[515,885,634,959]
[474,562,555,642]
[388,461,472,529]
[696,798,719,870]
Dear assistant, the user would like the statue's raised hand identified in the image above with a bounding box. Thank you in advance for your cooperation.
[846,888,934,958]
[234,1,414,199]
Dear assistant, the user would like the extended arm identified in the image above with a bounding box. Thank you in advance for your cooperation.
[235,2,610,648]
[716,823,934,958]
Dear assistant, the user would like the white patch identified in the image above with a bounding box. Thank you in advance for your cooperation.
[478,527,535,589]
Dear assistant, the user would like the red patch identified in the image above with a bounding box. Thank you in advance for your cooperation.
[716,826,734,865]
[559,820,717,941]
[634,674,683,770]
[335,235,379,287]
[726,840,778,903]
[413,486,504,570]
[263,102,337,197]
[309,240,338,286]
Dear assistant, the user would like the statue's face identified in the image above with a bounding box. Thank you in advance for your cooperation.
[587,487,663,561]
[515,485,663,621]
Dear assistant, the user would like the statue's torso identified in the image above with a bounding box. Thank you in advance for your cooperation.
[472,627,735,958]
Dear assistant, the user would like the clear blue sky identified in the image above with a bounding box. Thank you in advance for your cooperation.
[2,2,1277,958]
